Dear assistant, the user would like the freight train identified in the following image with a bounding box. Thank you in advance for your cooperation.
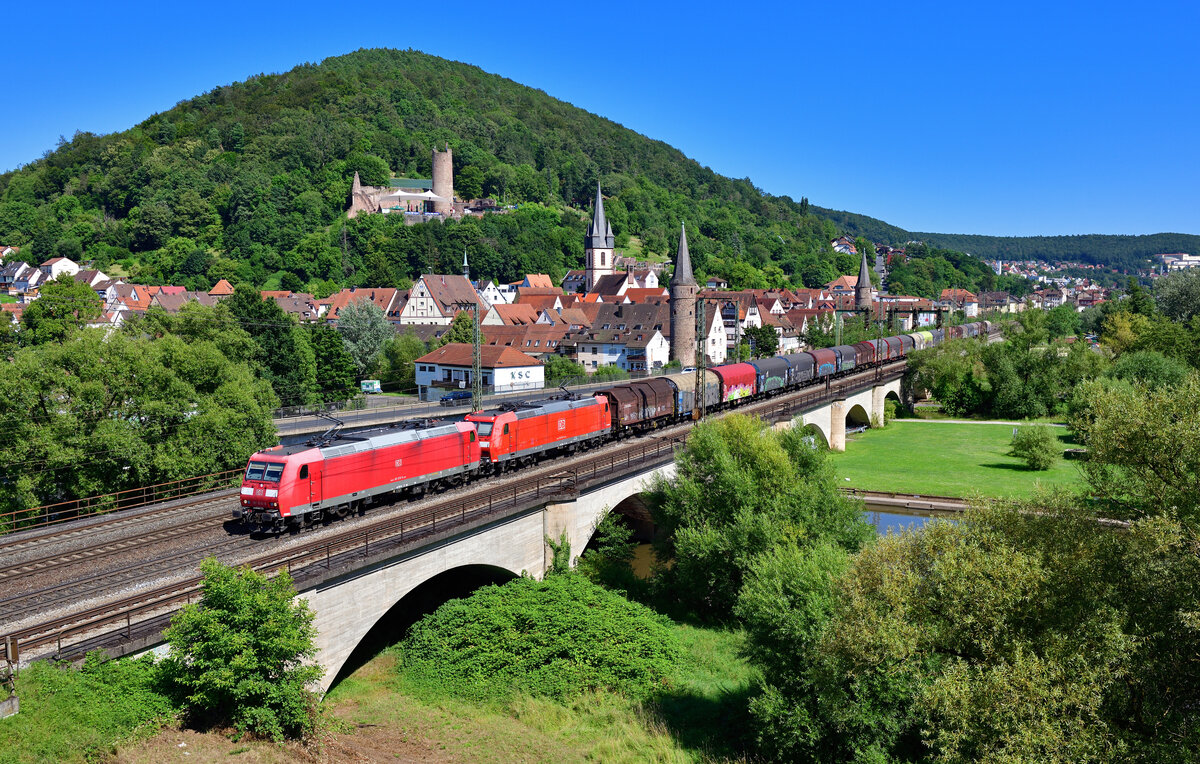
[236,322,992,531]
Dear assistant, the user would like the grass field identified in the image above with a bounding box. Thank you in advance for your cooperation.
[830,420,1084,499]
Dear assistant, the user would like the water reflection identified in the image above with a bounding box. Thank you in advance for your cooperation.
[866,511,938,535]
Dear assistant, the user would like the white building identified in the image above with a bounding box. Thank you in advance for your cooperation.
[413,343,543,401]
[400,274,485,325]
[39,257,80,280]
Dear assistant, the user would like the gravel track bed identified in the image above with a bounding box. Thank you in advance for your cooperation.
[1,428,677,640]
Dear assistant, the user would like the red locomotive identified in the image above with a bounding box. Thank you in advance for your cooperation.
[237,419,478,531]
[465,395,611,472]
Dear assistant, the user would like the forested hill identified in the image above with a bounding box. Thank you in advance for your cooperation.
[820,206,1200,271]
[0,48,1184,298]
[0,48,853,294]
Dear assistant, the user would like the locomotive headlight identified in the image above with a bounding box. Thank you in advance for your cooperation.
[265,489,278,498]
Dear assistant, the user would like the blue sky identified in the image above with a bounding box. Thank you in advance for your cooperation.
[5,0,1197,236]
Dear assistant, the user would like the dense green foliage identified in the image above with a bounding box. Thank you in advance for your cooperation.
[885,241,1028,299]
[336,298,392,375]
[0,654,175,763]
[396,573,680,703]
[906,312,1107,419]
[160,558,322,741]
[0,48,860,295]
[18,274,102,345]
[0,315,277,526]
[648,414,872,621]
[1008,424,1060,470]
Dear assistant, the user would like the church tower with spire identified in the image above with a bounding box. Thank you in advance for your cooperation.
[855,247,874,310]
[670,222,698,367]
[585,182,615,292]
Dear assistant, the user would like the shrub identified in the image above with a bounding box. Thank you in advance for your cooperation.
[1009,426,1060,471]
[159,558,322,741]
[1,653,175,762]
[395,574,680,703]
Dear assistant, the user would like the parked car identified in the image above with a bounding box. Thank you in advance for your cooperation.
[439,390,473,407]
[360,379,382,394]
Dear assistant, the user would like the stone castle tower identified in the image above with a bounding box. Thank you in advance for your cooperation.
[855,247,873,310]
[670,222,698,367]
[432,145,454,216]
[585,182,614,291]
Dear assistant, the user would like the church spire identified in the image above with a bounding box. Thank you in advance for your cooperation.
[671,222,696,287]
[855,246,873,309]
[586,182,614,250]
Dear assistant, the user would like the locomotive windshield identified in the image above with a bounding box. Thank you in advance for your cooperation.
[475,422,493,436]
[245,461,284,482]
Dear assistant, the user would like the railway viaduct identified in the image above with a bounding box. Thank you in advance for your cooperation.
[1,374,903,696]
[301,378,899,692]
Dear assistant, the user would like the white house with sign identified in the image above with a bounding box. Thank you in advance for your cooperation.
[413,343,544,401]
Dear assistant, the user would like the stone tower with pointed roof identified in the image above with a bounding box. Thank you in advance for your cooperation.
[855,247,873,310]
[670,222,698,367]
[585,183,615,292]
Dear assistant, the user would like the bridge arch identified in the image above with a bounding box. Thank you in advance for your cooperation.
[326,563,517,691]
[796,422,830,449]
[846,402,871,428]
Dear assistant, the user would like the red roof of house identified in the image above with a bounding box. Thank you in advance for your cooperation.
[415,343,540,369]
[209,279,235,296]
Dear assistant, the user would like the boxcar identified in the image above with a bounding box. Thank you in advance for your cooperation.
[466,396,610,466]
[748,357,790,393]
[809,348,838,379]
[852,341,877,367]
[711,363,757,403]
[662,370,721,414]
[882,337,904,361]
[831,345,859,375]
[947,325,964,340]
[781,352,816,386]
[628,378,677,423]
[238,419,479,528]
[931,328,945,344]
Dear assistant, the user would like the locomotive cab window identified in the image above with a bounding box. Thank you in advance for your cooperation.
[469,431,476,442]
[503,424,510,434]
[298,465,308,479]
[476,422,493,436]
[245,461,283,482]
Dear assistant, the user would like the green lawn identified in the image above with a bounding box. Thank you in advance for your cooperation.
[830,421,1083,499]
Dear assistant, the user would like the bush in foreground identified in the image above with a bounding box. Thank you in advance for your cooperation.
[159,558,322,741]
[1009,425,1060,470]
[396,574,680,703]
[0,654,174,763]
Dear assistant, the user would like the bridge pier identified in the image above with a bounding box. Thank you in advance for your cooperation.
[872,386,886,427]
[830,400,847,451]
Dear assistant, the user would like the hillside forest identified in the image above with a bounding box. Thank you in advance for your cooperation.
[0,49,1077,301]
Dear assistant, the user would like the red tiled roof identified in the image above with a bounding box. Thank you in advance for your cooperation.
[209,279,235,296]
[415,342,540,368]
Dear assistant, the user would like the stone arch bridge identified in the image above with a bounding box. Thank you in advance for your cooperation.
[301,376,901,692]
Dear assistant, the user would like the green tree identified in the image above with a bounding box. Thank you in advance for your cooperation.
[1009,425,1060,470]
[0,328,277,522]
[336,298,392,376]
[310,324,358,401]
[379,330,427,392]
[647,415,870,621]
[19,273,102,345]
[544,353,585,383]
[1107,349,1190,390]
[1155,268,1200,323]
[743,323,779,358]
[1044,303,1081,338]
[435,309,476,347]
[1073,374,1200,526]
[160,559,322,741]
[225,285,318,407]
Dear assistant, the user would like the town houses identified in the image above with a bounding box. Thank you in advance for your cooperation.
[0,191,1120,382]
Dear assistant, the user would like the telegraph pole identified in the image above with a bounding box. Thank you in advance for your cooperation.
[462,250,483,412]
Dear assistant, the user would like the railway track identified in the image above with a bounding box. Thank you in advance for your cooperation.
[0,495,236,584]
[2,362,911,664]
[0,489,237,557]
